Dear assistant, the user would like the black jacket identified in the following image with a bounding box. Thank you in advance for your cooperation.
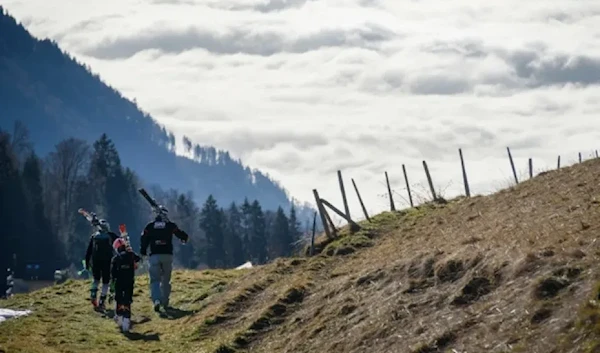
[111,250,141,284]
[140,220,189,256]
[85,231,119,268]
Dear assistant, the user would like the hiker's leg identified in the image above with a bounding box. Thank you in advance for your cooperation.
[160,254,173,307]
[99,261,110,308]
[148,255,161,304]
[90,265,101,303]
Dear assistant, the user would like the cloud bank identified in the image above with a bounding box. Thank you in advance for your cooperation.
[4,0,600,222]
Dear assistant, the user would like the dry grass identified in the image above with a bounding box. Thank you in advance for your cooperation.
[3,158,600,352]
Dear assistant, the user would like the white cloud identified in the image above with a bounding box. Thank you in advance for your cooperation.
[3,0,600,223]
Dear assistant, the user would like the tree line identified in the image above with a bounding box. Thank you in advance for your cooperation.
[0,122,306,282]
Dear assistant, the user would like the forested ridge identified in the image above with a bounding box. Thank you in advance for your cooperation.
[0,6,315,229]
[0,124,307,286]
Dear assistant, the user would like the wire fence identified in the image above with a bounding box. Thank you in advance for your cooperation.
[312,146,600,233]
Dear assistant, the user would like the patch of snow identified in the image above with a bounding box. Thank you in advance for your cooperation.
[0,308,32,324]
[235,261,253,270]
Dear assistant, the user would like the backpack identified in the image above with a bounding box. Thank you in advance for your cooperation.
[92,231,114,258]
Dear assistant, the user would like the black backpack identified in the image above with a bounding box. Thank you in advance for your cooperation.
[92,231,114,258]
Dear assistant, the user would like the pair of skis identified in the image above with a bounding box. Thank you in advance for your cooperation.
[77,208,130,247]
[78,187,166,234]
[138,188,169,221]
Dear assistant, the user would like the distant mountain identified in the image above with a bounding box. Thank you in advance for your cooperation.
[0,6,315,224]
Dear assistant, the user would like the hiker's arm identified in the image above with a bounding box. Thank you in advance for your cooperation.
[140,225,150,256]
[170,222,189,243]
[85,236,93,269]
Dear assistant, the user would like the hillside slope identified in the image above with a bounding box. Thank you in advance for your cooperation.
[0,6,313,220]
[3,158,600,353]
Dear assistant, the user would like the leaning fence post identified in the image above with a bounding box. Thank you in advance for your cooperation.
[385,171,396,211]
[320,198,361,231]
[507,147,518,184]
[337,170,351,221]
[459,148,471,197]
[323,206,337,237]
[528,158,533,179]
[313,189,332,239]
[351,178,370,222]
[422,160,437,201]
[402,164,414,207]
[309,211,316,256]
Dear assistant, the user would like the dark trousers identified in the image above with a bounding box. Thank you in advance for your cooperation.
[92,260,111,284]
[115,280,134,318]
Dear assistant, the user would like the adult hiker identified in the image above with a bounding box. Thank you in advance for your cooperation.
[139,205,189,312]
[110,237,142,333]
[84,218,119,311]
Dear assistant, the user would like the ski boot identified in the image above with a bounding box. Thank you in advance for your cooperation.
[114,305,123,327]
[122,317,131,333]
[90,286,99,308]
[98,295,107,311]
[153,300,161,313]
[121,305,131,333]
[163,299,171,311]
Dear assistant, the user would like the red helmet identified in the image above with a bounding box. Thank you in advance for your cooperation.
[113,238,128,251]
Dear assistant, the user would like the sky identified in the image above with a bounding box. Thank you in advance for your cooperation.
[2,0,600,224]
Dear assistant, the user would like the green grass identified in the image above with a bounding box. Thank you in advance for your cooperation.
[0,269,246,353]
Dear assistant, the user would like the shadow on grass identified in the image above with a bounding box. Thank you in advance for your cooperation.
[159,307,195,320]
[132,316,152,325]
[124,331,160,341]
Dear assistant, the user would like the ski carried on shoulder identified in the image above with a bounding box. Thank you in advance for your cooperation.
[138,188,169,221]
[78,208,101,229]
[118,223,130,249]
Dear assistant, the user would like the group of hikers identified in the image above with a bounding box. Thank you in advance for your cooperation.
[84,208,189,333]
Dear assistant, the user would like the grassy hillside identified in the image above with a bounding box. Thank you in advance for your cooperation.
[3,158,600,353]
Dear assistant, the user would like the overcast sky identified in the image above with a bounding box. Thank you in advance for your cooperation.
[3,0,600,223]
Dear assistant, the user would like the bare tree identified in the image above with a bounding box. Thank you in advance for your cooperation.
[43,138,90,240]
[10,121,32,164]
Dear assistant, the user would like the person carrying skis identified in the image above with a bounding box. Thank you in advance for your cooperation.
[110,237,141,333]
[85,219,118,310]
[140,206,189,312]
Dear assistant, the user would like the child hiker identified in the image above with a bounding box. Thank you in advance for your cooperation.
[110,237,141,333]
[85,219,119,310]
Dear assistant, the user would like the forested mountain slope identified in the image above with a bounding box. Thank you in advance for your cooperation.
[0,6,313,220]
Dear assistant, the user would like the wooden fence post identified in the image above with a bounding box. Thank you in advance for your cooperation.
[507,147,518,184]
[385,171,396,211]
[579,152,582,163]
[337,170,351,220]
[313,189,332,239]
[528,158,533,179]
[323,207,338,237]
[422,160,437,201]
[459,148,470,197]
[402,164,414,207]
[557,155,560,169]
[320,198,361,231]
[351,178,370,222]
[596,150,599,158]
[309,211,316,256]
